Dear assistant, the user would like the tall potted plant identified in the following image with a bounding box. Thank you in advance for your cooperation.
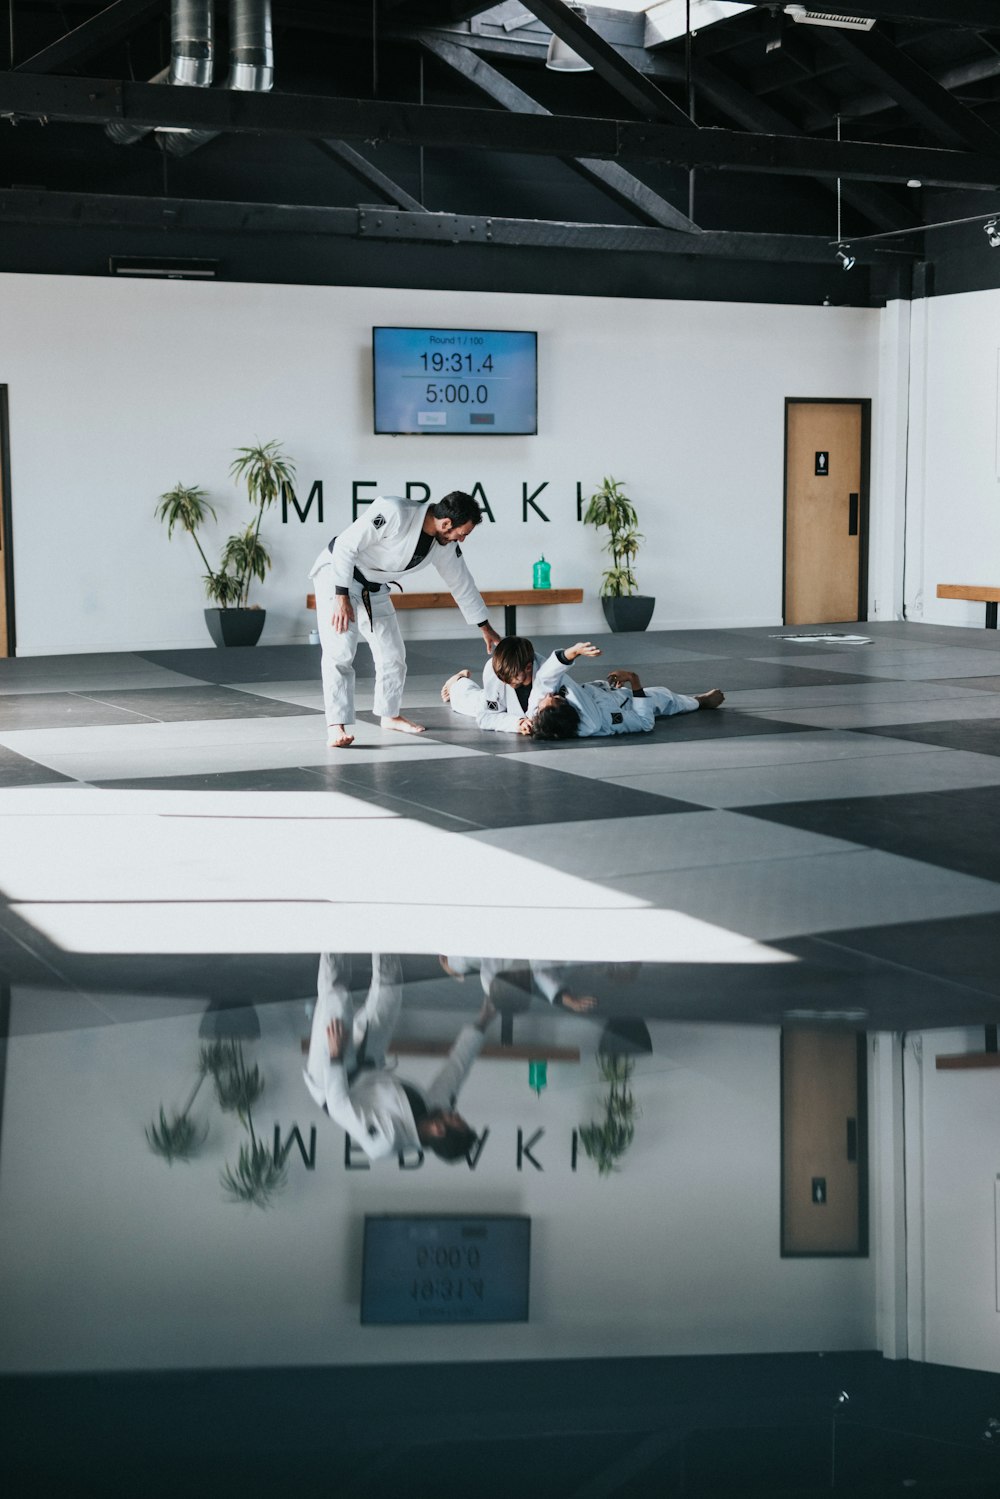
[583,475,655,633]
[155,440,296,647]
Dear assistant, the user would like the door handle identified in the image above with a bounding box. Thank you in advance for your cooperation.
[848,493,859,536]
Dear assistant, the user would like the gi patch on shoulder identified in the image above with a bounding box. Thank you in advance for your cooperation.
[487,700,499,712]
[372,512,386,530]
[611,711,623,725]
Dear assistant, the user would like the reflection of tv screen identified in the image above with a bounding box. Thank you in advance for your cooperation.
[361,1215,531,1325]
[373,327,537,435]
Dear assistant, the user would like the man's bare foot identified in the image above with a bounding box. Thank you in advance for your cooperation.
[327,725,354,748]
[441,669,471,703]
[381,715,426,735]
[696,689,725,710]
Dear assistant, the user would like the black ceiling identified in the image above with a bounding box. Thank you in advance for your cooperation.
[3,0,1000,304]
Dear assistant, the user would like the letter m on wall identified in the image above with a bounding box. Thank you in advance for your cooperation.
[282,481,323,524]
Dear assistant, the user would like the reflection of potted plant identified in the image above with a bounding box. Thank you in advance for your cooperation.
[578,1054,637,1176]
[206,1039,291,1209]
[155,440,296,648]
[146,1069,208,1164]
[583,475,655,633]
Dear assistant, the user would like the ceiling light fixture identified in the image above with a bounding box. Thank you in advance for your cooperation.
[836,246,855,271]
[985,220,1000,249]
[545,3,593,72]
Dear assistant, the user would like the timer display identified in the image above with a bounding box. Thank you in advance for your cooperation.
[360,1215,531,1324]
[373,327,537,436]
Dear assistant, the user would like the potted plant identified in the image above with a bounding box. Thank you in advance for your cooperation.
[155,440,296,647]
[578,1054,638,1177]
[583,475,655,633]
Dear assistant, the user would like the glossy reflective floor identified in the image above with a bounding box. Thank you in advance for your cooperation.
[3,624,1000,1495]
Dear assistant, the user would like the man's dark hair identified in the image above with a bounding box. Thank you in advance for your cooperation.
[432,491,483,529]
[426,1119,478,1163]
[531,697,581,740]
[492,636,535,684]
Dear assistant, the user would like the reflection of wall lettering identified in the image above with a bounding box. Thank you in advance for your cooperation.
[299,1124,585,1171]
[273,1123,317,1170]
[278,482,584,525]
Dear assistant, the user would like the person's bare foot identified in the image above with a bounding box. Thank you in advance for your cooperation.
[327,725,354,748]
[696,689,725,710]
[381,715,426,734]
[441,669,471,703]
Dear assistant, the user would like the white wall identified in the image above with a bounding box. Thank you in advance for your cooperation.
[905,287,1000,628]
[902,1028,1000,1375]
[0,274,880,654]
[0,1002,875,1372]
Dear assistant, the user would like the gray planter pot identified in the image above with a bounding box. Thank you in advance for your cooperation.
[601,595,655,633]
[203,607,266,648]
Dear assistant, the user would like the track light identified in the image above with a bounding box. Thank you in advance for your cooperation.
[985,220,1000,248]
[836,247,855,271]
[545,3,593,72]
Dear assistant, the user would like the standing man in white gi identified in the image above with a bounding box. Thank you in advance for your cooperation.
[310,491,501,748]
[302,952,496,1164]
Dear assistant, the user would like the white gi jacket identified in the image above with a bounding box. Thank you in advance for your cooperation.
[303,1023,486,1161]
[309,495,488,626]
[472,654,543,732]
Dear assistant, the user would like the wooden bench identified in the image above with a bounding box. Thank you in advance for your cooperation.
[307,587,583,637]
[936,584,1000,629]
[301,1037,580,1063]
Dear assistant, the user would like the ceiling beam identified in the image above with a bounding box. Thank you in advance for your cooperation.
[14,0,165,75]
[314,140,428,213]
[521,0,693,124]
[421,35,698,232]
[820,26,1000,154]
[0,185,857,262]
[694,56,916,231]
[743,0,1000,26]
[4,73,1000,187]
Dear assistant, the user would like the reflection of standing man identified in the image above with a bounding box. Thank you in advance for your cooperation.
[309,492,501,748]
[302,953,497,1163]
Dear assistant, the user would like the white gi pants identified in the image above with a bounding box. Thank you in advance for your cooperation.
[448,677,489,718]
[305,952,404,1093]
[644,687,700,717]
[312,560,407,725]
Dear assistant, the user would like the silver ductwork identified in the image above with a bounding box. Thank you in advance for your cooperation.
[106,1,272,155]
[159,0,273,156]
[106,0,214,146]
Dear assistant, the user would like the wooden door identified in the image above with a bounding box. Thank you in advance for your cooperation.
[784,400,868,626]
[781,1028,868,1256]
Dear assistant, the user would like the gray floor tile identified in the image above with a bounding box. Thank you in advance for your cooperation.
[0,743,75,788]
[744,694,1000,730]
[599,849,1000,940]
[0,693,160,730]
[604,746,1000,809]
[76,685,322,722]
[469,809,860,881]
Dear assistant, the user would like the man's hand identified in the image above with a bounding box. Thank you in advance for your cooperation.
[481,624,502,655]
[331,596,355,634]
[517,717,533,736]
[561,992,598,1012]
[476,998,498,1032]
[608,670,641,692]
[566,641,601,662]
[327,1019,347,1060]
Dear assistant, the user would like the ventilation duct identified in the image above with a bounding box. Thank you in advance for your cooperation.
[784,7,876,28]
[106,0,214,146]
[159,0,273,156]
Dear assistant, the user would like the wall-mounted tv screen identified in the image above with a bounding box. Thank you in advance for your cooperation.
[373,327,537,435]
[361,1215,531,1325]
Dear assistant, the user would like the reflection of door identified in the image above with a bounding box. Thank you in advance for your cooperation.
[781,1028,868,1257]
[0,388,11,658]
[784,399,869,626]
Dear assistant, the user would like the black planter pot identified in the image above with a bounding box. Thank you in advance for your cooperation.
[203,607,266,648]
[601,595,655,633]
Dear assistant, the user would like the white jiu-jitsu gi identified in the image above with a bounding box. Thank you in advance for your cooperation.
[447,652,543,732]
[309,496,489,726]
[444,955,590,1008]
[302,952,486,1161]
[457,650,700,736]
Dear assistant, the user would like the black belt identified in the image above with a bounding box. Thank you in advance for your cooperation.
[327,537,400,627]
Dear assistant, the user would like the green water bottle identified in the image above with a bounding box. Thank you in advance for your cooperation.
[533,555,551,590]
[528,1059,548,1096]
